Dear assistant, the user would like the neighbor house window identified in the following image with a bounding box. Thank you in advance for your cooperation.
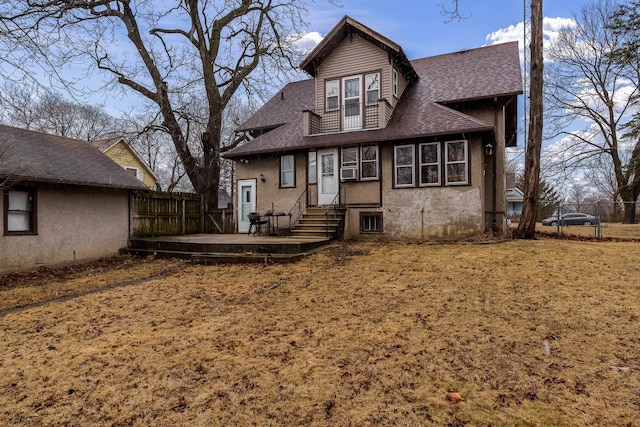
[365,73,380,105]
[125,167,143,181]
[393,69,398,97]
[326,80,339,111]
[394,145,415,187]
[419,142,441,186]
[4,187,37,235]
[280,154,295,188]
[360,211,383,233]
[308,151,317,184]
[360,144,378,180]
[445,140,468,185]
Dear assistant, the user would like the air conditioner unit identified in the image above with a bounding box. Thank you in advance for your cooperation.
[340,167,357,181]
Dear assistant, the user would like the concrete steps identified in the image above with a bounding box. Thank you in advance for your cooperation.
[291,207,345,238]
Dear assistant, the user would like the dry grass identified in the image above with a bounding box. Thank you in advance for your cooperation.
[1,240,639,426]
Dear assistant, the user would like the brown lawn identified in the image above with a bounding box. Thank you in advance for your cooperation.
[1,240,639,426]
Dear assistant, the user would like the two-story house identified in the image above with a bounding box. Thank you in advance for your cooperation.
[223,16,522,241]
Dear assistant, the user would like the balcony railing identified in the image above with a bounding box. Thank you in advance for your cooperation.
[303,99,392,136]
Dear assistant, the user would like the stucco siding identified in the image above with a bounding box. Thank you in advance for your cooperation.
[0,185,130,273]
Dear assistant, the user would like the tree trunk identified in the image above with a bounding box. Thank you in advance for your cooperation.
[514,0,544,239]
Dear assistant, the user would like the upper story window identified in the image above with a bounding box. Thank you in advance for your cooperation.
[365,73,380,105]
[326,80,339,111]
[280,154,295,188]
[4,187,37,235]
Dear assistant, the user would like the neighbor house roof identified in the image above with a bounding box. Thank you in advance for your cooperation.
[92,136,159,182]
[225,41,522,160]
[0,124,148,190]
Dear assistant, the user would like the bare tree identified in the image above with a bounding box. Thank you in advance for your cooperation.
[0,1,310,206]
[544,0,640,223]
[514,0,544,239]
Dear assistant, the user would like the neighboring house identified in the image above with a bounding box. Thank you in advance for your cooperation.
[0,124,148,273]
[223,16,522,241]
[92,137,159,189]
[505,172,524,218]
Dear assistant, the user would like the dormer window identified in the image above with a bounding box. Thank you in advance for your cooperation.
[326,80,339,111]
[365,73,380,105]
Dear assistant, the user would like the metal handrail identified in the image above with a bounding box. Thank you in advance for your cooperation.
[288,187,308,231]
[325,192,340,237]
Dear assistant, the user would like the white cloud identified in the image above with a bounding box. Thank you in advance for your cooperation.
[486,16,577,64]
[293,31,323,55]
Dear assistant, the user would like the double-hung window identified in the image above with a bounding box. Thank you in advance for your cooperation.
[280,154,295,188]
[325,80,339,111]
[419,142,441,186]
[4,187,37,235]
[365,73,380,105]
[360,144,378,180]
[394,145,415,187]
[445,140,468,185]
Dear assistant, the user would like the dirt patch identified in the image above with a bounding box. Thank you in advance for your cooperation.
[0,240,639,426]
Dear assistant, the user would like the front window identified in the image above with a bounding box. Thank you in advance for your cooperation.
[365,73,380,105]
[360,144,378,180]
[4,187,37,235]
[445,140,468,185]
[420,142,441,186]
[395,145,415,187]
[280,154,295,188]
[326,80,339,111]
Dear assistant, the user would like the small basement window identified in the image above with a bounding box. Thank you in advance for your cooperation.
[360,211,383,233]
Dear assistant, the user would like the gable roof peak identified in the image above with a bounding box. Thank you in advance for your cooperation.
[300,15,418,81]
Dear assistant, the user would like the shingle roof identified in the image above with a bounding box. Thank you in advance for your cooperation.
[225,42,522,159]
[0,124,148,190]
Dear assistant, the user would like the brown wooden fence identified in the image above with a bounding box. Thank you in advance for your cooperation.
[130,191,234,237]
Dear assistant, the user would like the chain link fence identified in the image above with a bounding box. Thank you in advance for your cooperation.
[510,201,640,240]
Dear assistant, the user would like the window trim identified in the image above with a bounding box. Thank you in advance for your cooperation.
[279,154,296,188]
[394,144,415,187]
[360,211,383,234]
[3,186,38,236]
[365,72,380,106]
[325,79,339,112]
[419,142,441,186]
[445,140,469,185]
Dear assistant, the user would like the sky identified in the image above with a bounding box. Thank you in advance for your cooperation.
[299,0,588,60]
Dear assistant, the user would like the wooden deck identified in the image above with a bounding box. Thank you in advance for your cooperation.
[123,233,332,264]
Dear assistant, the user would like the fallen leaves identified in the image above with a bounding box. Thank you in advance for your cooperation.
[446,392,464,403]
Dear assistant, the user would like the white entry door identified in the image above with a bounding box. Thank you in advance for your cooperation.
[342,75,362,130]
[318,148,339,205]
[237,179,256,233]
